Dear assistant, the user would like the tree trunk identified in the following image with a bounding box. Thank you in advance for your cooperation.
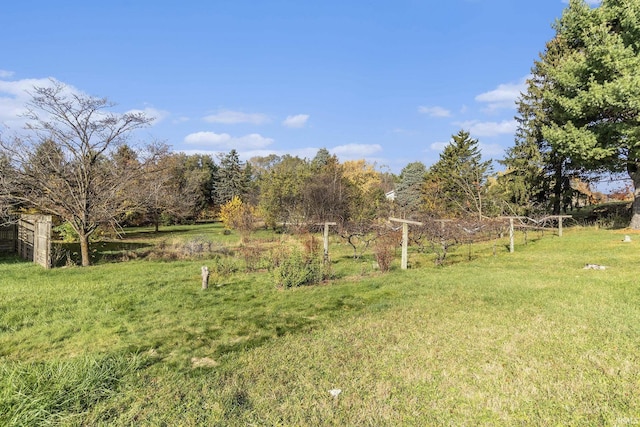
[629,167,640,229]
[552,162,563,215]
[79,233,91,266]
[152,210,160,232]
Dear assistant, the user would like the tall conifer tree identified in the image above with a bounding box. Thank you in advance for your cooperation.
[536,0,640,227]
[425,130,492,219]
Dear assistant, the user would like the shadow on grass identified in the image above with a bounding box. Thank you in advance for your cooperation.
[119,228,179,240]
[142,284,378,367]
[120,223,224,240]
[51,241,154,266]
[0,254,28,264]
[187,313,317,360]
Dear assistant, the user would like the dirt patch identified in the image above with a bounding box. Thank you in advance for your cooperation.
[191,357,219,368]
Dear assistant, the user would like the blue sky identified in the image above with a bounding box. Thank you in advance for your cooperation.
[0,0,599,174]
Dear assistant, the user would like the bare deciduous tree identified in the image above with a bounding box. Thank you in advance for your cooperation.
[0,81,152,266]
[0,151,17,223]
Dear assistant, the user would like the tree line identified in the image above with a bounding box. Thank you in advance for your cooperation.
[2,0,639,266]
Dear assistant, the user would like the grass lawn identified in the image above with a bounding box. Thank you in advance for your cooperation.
[1,224,640,425]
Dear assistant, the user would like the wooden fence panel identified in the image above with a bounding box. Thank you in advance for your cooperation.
[17,217,34,261]
[0,223,17,253]
[16,215,52,268]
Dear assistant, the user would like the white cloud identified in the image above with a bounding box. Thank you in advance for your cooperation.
[0,77,159,133]
[126,107,170,125]
[457,119,518,137]
[478,142,505,157]
[475,77,528,112]
[282,114,310,128]
[237,133,275,149]
[173,116,190,124]
[183,131,273,150]
[418,105,451,118]
[0,77,74,128]
[0,70,14,78]
[330,143,382,158]
[185,131,232,145]
[203,110,269,125]
[429,141,449,152]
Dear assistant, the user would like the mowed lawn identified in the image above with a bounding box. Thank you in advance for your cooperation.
[1,225,640,425]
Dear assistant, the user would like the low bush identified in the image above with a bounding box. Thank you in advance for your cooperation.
[237,243,266,272]
[146,236,230,261]
[373,233,397,272]
[210,253,241,276]
[273,247,324,288]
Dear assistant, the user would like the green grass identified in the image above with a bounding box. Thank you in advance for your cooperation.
[1,353,147,427]
[2,224,640,425]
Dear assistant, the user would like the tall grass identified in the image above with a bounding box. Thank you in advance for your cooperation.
[0,353,146,426]
[2,225,640,424]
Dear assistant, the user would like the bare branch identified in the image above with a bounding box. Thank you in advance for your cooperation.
[1,82,152,265]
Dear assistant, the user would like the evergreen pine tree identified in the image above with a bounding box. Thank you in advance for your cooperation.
[395,161,427,218]
[213,149,251,206]
[425,130,492,219]
[534,0,640,227]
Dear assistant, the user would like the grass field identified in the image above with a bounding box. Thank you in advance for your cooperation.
[1,224,640,425]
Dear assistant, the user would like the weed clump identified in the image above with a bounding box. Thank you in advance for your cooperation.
[147,236,230,261]
[272,247,325,288]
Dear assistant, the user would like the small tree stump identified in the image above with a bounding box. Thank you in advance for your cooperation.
[201,266,209,290]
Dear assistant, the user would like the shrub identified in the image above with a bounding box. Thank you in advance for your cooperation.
[219,196,256,238]
[238,243,265,272]
[146,236,229,261]
[266,243,288,270]
[52,221,78,243]
[52,221,108,243]
[210,253,240,276]
[182,236,213,257]
[373,233,396,273]
[273,247,324,288]
[302,233,320,258]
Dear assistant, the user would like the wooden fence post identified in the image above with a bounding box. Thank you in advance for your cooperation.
[389,218,424,270]
[509,218,514,253]
[555,215,572,237]
[401,222,409,269]
[319,222,337,262]
[201,266,209,290]
[500,216,526,254]
[558,216,563,237]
